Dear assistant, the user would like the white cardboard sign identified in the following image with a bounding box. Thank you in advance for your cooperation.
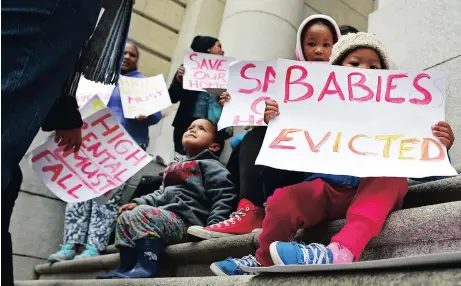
[79,95,107,119]
[218,60,276,130]
[76,76,114,107]
[183,51,234,91]
[119,74,172,119]
[256,59,457,178]
[29,108,153,203]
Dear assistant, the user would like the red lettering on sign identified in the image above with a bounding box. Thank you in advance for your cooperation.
[189,53,227,71]
[410,73,432,105]
[238,64,261,94]
[318,72,345,101]
[421,138,445,161]
[304,131,331,152]
[284,65,313,103]
[91,112,119,136]
[263,66,276,93]
[251,96,271,115]
[385,73,408,104]
[348,72,374,102]
[269,129,302,149]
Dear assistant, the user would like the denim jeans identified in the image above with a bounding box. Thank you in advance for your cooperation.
[1,166,22,286]
[1,0,103,192]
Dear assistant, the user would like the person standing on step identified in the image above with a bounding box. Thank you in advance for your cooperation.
[168,35,233,159]
[210,32,456,276]
[187,14,342,239]
[96,118,236,279]
[48,41,162,262]
[3,92,85,285]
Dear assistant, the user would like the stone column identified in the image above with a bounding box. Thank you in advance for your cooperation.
[369,0,461,167]
[216,0,304,161]
[218,0,304,61]
[149,0,226,164]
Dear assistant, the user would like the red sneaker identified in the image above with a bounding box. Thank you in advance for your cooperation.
[187,198,264,239]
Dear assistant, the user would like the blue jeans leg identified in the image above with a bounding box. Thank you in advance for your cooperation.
[1,0,103,191]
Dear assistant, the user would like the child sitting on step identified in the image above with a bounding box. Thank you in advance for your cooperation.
[210,32,456,275]
[97,118,237,279]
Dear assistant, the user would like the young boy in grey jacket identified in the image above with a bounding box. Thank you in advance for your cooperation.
[97,118,236,279]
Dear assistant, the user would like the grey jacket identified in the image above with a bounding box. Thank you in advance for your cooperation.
[132,150,237,226]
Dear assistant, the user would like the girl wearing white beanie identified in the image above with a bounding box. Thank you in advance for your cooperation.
[209,32,455,275]
[258,32,455,268]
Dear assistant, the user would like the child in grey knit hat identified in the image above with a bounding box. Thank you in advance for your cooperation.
[209,32,456,276]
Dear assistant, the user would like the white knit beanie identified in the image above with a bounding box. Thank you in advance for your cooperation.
[329,32,390,69]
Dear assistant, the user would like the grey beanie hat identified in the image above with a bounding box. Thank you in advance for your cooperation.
[329,32,390,69]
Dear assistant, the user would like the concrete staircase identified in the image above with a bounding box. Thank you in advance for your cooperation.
[14,173,461,286]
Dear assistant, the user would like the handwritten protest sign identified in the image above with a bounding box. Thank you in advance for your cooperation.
[256,59,457,178]
[80,95,107,119]
[76,76,114,107]
[218,61,276,130]
[119,74,172,119]
[29,108,153,203]
[183,51,234,91]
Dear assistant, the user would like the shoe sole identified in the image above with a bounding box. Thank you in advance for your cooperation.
[187,227,236,239]
[209,263,229,276]
[269,242,285,266]
[188,226,262,240]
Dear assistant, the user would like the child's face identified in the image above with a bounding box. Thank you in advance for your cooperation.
[341,48,382,70]
[182,119,220,157]
[302,24,334,62]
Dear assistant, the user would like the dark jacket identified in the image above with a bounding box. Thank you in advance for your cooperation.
[169,67,200,129]
[132,150,237,226]
[42,95,83,132]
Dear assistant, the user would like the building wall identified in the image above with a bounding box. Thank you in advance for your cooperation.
[369,0,461,166]
[304,0,375,31]
[128,0,187,77]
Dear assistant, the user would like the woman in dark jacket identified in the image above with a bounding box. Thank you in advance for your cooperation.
[168,35,225,155]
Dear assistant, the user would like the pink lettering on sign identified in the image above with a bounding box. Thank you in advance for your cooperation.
[186,52,230,90]
[409,73,432,105]
[31,111,149,201]
[348,72,374,102]
[282,65,435,105]
[385,73,408,104]
[238,64,276,94]
[284,65,314,103]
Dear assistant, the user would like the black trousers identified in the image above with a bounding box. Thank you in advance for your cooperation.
[2,166,23,286]
[226,127,304,208]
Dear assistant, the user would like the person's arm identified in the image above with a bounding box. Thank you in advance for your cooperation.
[42,95,83,152]
[143,111,162,126]
[201,160,237,225]
[42,96,83,131]
[132,185,164,206]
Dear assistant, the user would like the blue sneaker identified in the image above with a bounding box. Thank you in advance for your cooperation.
[270,242,333,265]
[74,245,99,260]
[210,255,259,276]
[48,244,76,263]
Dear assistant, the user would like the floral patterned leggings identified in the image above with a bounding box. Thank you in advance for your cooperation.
[115,205,188,248]
[63,190,123,251]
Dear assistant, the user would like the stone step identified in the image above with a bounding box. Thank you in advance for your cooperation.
[15,263,461,286]
[404,175,461,208]
[33,201,461,280]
